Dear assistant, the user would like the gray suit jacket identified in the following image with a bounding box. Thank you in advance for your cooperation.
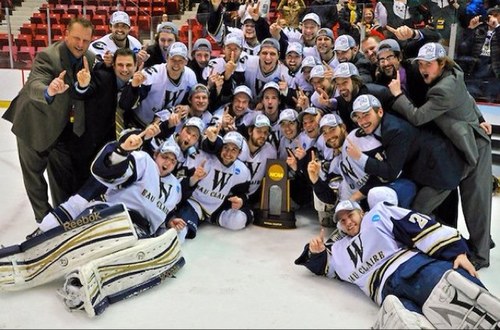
[2,41,95,152]
[392,64,490,167]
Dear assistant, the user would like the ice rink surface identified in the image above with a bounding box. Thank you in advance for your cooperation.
[0,113,499,329]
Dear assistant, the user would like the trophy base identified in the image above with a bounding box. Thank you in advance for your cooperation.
[253,209,296,229]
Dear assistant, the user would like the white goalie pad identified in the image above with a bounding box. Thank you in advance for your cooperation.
[423,270,500,329]
[372,295,435,329]
[0,204,138,291]
[58,228,184,317]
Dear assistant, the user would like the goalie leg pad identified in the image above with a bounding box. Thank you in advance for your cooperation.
[422,269,500,329]
[59,228,184,317]
[372,295,435,329]
[0,204,138,291]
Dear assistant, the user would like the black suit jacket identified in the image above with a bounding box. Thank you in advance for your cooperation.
[365,113,465,190]
[70,62,119,181]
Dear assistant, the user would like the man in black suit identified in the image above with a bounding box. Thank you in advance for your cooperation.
[346,94,467,221]
[71,48,138,183]
[2,18,95,223]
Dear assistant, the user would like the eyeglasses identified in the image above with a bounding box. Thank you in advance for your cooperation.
[377,54,396,63]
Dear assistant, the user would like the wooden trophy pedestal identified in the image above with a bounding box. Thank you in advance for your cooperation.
[253,159,296,229]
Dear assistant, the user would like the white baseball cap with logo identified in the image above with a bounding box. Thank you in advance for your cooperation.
[298,107,320,122]
[413,42,447,62]
[234,85,252,99]
[334,200,362,222]
[286,42,303,56]
[168,42,188,60]
[309,65,326,80]
[223,131,245,150]
[184,116,206,136]
[334,35,356,51]
[301,56,318,71]
[224,33,243,48]
[158,139,181,159]
[110,11,131,27]
[278,108,299,124]
[333,62,359,79]
[351,94,382,118]
[253,114,271,128]
[319,114,343,129]
[301,13,321,26]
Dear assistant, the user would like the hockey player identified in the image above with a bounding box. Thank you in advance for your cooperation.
[35,124,203,238]
[295,188,500,329]
[277,108,300,160]
[243,38,293,98]
[88,11,148,67]
[238,114,277,205]
[212,85,257,139]
[307,113,417,227]
[203,33,248,106]
[119,42,198,129]
[175,129,251,239]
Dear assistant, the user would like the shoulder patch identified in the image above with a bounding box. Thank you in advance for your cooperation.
[144,66,158,75]
[355,128,367,137]
[234,167,241,175]
[371,213,381,222]
[91,41,107,51]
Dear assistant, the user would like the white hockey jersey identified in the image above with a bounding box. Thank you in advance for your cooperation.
[135,64,198,125]
[238,141,277,196]
[299,203,469,305]
[88,33,142,61]
[93,147,182,236]
[185,150,251,219]
[330,129,385,200]
[243,55,292,97]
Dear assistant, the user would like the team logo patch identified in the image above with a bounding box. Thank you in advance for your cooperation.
[235,168,240,175]
[371,214,381,222]
[91,41,107,50]
[176,185,180,193]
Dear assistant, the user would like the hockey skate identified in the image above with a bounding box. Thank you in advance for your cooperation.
[58,228,185,317]
[0,204,137,291]
[372,295,435,329]
[423,270,500,329]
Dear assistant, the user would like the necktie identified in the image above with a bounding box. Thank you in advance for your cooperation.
[72,103,85,136]
[115,88,125,139]
[72,59,85,136]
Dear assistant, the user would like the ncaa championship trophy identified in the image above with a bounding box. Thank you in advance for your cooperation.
[254,159,296,229]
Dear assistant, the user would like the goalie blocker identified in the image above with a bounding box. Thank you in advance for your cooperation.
[0,204,138,291]
[59,228,185,317]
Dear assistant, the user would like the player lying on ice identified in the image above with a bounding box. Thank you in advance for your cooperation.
[295,187,500,329]
[0,124,207,317]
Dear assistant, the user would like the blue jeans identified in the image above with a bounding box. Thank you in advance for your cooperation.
[389,178,417,209]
